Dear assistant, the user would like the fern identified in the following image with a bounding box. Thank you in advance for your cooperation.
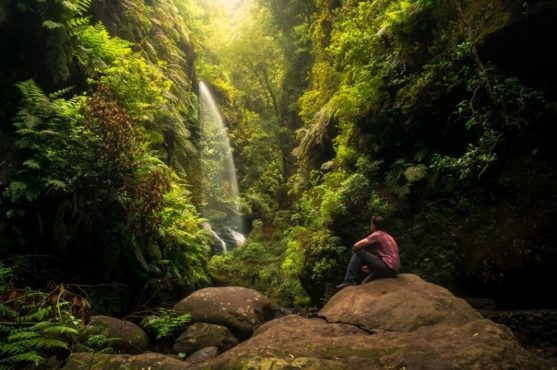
[141,308,191,340]
[74,0,92,16]
[0,352,44,367]
[0,309,80,368]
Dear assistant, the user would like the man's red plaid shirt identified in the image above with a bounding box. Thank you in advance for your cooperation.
[365,230,400,272]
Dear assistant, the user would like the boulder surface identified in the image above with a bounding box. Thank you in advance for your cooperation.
[189,275,553,369]
[84,315,149,354]
[62,352,187,370]
[173,286,275,339]
[173,322,238,354]
[319,273,481,332]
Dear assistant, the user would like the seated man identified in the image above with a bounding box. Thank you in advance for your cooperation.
[336,215,400,289]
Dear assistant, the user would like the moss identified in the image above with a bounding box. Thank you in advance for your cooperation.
[463,0,512,42]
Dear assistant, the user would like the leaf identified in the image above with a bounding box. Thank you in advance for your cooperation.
[42,20,64,30]
[46,179,67,190]
[22,160,41,170]
[0,352,44,366]
[404,164,427,183]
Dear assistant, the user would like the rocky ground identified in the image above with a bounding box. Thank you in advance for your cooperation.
[58,275,554,369]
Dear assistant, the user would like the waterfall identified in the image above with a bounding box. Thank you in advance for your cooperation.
[198,81,245,253]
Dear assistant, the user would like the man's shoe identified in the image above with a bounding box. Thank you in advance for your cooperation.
[335,282,357,289]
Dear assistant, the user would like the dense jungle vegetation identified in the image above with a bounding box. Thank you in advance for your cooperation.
[0,0,556,366]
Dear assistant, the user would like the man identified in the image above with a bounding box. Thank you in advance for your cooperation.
[336,216,400,289]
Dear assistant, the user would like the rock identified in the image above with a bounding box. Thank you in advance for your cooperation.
[319,274,481,332]
[62,352,188,370]
[191,315,551,369]
[173,286,275,339]
[189,275,552,369]
[173,322,238,354]
[184,346,219,364]
[83,315,149,354]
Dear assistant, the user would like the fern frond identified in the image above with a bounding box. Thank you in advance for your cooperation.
[48,86,75,99]
[40,324,79,336]
[20,307,51,322]
[0,351,44,366]
[67,16,90,30]
[15,81,49,106]
[1,341,29,355]
[7,330,39,341]
[27,321,54,331]
[32,338,70,351]
[75,0,92,16]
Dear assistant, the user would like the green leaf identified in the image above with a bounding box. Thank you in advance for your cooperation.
[22,160,41,170]
[46,179,67,190]
[404,164,427,183]
[42,20,64,30]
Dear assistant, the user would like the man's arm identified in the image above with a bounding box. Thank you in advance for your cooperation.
[353,232,378,250]
[352,237,371,250]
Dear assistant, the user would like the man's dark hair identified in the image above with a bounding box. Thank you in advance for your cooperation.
[371,215,385,230]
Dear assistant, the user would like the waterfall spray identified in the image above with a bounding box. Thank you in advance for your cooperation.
[198,81,245,252]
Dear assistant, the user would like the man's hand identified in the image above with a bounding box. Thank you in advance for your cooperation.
[362,265,370,273]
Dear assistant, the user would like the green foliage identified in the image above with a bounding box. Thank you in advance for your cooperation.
[141,308,191,341]
[298,169,373,229]
[208,237,310,307]
[153,178,210,287]
[5,80,89,204]
[282,226,345,305]
[76,334,114,354]
[0,321,77,369]
[3,78,208,294]
[37,0,93,83]
[284,0,556,302]
[73,22,132,71]
[1,0,211,315]
[0,265,81,369]
[100,56,171,124]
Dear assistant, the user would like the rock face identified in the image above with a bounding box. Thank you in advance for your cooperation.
[173,322,238,354]
[190,274,553,369]
[84,315,150,354]
[173,286,275,339]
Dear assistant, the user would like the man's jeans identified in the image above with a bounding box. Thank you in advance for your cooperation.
[343,249,396,284]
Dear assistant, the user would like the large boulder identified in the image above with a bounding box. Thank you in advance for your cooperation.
[173,322,238,354]
[190,275,552,369]
[173,286,275,339]
[190,315,551,369]
[62,352,187,370]
[83,316,149,354]
[319,274,481,332]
